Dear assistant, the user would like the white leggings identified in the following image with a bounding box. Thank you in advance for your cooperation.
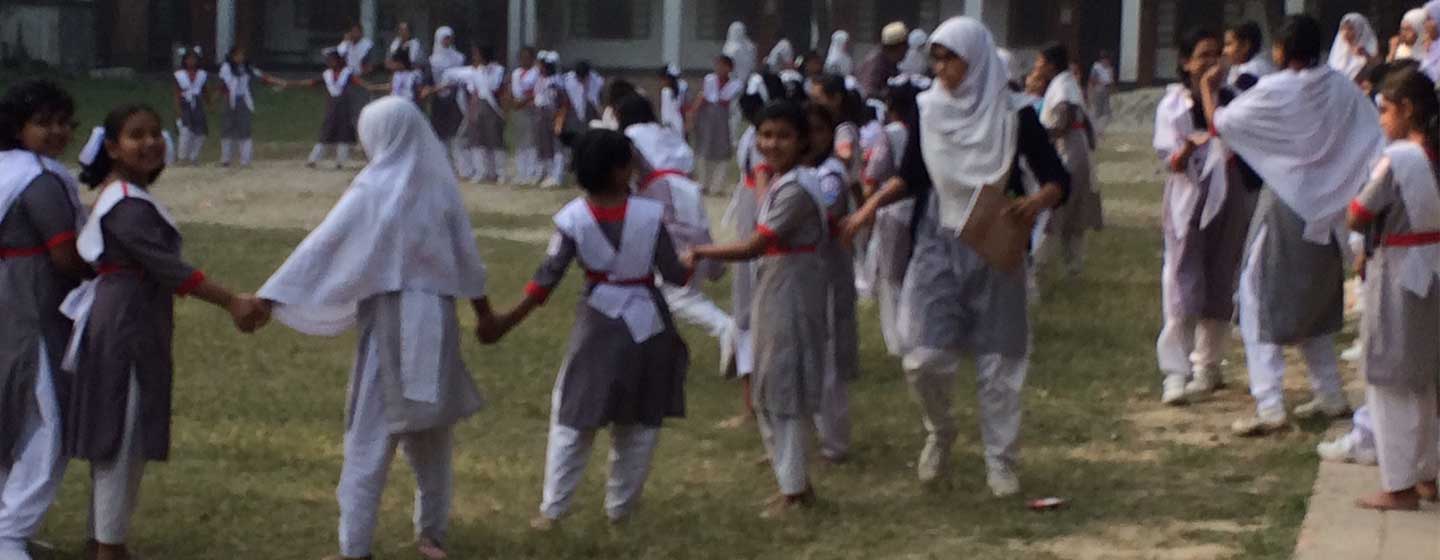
[0,344,67,551]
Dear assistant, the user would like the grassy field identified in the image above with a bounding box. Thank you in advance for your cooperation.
[5,74,1347,559]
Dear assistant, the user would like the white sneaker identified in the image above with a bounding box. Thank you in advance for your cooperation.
[1184,366,1224,396]
[1316,433,1379,465]
[986,465,1021,498]
[1231,408,1289,437]
[1340,342,1363,363]
[917,436,953,483]
[1161,373,1189,405]
[1293,397,1352,420]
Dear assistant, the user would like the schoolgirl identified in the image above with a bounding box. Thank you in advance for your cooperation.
[658,64,688,133]
[690,55,742,195]
[510,47,542,184]
[528,51,567,188]
[216,46,287,168]
[460,46,508,183]
[304,48,369,170]
[1035,43,1102,277]
[172,46,209,165]
[428,27,468,170]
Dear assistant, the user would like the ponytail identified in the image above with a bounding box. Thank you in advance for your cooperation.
[79,104,163,189]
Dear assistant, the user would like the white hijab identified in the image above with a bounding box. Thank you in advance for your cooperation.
[1214,66,1384,243]
[259,97,488,335]
[429,27,464,73]
[917,17,1023,230]
[898,29,929,75]
[1041,69,1085,129]
[1328,13,1377,80]
[825,31,853,76]
[766,39,795,71]
[723,22,757,82]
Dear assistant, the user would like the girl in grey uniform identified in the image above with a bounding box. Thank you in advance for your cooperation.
[691,56,742,195]
[688,101,829,517]
[806,104,858,463]
[172,47,210,165]
[304,49,370,170]
[1034,43,1102,277]
[66,105,266,560]
[487,129,690,529]
[0,80,88,560]
[1348,67,1440,511]
[217,46,286,168]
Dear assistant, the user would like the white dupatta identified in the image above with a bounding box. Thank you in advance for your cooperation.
[554,197,666,343]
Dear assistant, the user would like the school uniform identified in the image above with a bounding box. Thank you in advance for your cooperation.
[338,38,375,124]
[865,121,913,357]
[1352,141,1440,491]
[218,63,265,166]
[308,67,359,168]
[815,157,858,461]
[659,83,688,133]
[390,69,422,101]
[1214,65,1384,424]
[897,18,1072,492]
[525,197,689,521]
[389,37,425,68]
[723,126,762,377]
[562,71,604,133]
[751,169,830,495]
[1039,72,1101,276]
[427,30,466,145]
[259,98,488,558]
[532,75,565,185]
[462,63,508,182]
[1087,63,1113,135]
[693,73,742,195]
[1152,85,1259,387]
[511,65,542,183]
[61,179,203,545]
[626,123,733,352]
[0,152,82,556]
[174,69,208,163]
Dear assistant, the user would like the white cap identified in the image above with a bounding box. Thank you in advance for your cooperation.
[881,22,908,47]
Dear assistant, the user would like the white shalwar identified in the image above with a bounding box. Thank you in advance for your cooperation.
[539,378,660,521]
[338,344,454,558]
[87,371,144,545]
[0,343,66,553]
[1369,383,1439,492]
[757,411,809,495]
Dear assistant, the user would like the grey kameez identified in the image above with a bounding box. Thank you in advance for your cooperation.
[1161,162,1259,322]
[1355,167,1440,388]
[0,173,79,467]
[528,213,690,430]
[1046,103,1102,235]
[752,178,829,417]
[65,198,200,462]
[817,161,860,382]
[1244,190,1346,344]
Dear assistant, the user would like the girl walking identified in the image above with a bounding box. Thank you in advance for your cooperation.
[172,47,210,165]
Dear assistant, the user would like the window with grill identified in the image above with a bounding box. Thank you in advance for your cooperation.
[697,0,759,41]
[570,0,652,40]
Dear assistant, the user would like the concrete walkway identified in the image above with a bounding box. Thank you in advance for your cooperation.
[1293,462,1440,559]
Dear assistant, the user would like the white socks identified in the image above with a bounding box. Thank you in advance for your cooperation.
[308,143,352,168]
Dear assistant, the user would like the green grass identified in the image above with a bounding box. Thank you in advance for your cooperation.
[2,76,1323,557]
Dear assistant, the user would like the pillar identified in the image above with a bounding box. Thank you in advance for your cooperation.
[216,0,235,57]
[1119,0,1140,82]
[964,0,983,17]
[508,0,524,63]
[1285,0,1305,15]
[525,0,538,48]
[361,0,378,42]
[662,0,683,66]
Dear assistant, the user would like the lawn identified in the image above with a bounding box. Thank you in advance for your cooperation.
[6,73,1336,559]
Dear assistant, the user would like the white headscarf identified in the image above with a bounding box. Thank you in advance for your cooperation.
[1213,66,1384,243]
[1328,13,1377,80]
[917,17,1023,230]
[259,97,488,335]
[1404,8,1429,39]
[430,26,464,73]
[898,29,929,75]
[825,30,853,76]
[723,22,757,83]
[766,39,795,71]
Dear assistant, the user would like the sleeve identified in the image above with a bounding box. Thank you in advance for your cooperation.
[524,230,577,303]
[835,124,857,152]
[757,184,815,245]
[1016,107,1072,205]
[862,139,892,188]
[103,199,203,295]
[1047,102,1077,132]
[819,173,848,219]
[1351,160,1395,223]
[653,228,692,286]
[17,173,78,249]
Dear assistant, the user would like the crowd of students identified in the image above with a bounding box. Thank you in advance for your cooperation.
[0,7,1438,560]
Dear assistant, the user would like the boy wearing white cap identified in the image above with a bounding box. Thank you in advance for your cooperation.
[856,22,909,97]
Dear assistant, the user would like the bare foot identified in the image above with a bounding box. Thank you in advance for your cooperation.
[1355,489,1421,511]
[1418,480,1438,502]
[529,515,558,531]
[752,453,771,467]
[760,487,817,518]
[716,414,752,429]
[416,537,447,560]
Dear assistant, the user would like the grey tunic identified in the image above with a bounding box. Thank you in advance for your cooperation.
[0,172,79,468]
[693,102,733,161]
[178,98,208,136]
[1355,167,1440,388]
[728,128,762,337]
[462,98,506,149]
[429,91,464,140]
[219,67,263,140]
[752,177,829,417]
[1245,189,1346,344]
[901,190,1030,357]
[347,293,484,434]
[1161,161,1259,321]
[528,209,690,430]
[818,162,859,382]
[1046,103,1102,235]
[65,197,199,462]
[319,75,360,144]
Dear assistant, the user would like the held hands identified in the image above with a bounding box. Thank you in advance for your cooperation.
[838,207,876,249]
[1200,64,1227,93]
[680,249,699,271]
[228,294,271,334]
[1006,185,1063,228]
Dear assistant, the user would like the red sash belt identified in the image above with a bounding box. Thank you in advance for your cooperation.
[584,270,653,286]
[1384,231,1440,247]
[640,169,687,190]
[0,246,46,259]
[97,264,142,276]
[764,244,817,256]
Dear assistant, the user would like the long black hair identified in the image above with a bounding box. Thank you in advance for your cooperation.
[0,80,75,151]
[739,72,787,127]
[755,100,812,159]
[1228,21,1264,63]
[224,47,252,77]
[79,104,165,189]
[1379,65,1440,157]
[1275,14,1324,68]
[571,128,633,194]
[1177,28,1220,89]
[615,94,657,130]
[817,74,864,125]
[1041,43,1070,72]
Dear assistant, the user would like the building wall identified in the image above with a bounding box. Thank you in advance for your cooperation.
[0,3,97,70]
